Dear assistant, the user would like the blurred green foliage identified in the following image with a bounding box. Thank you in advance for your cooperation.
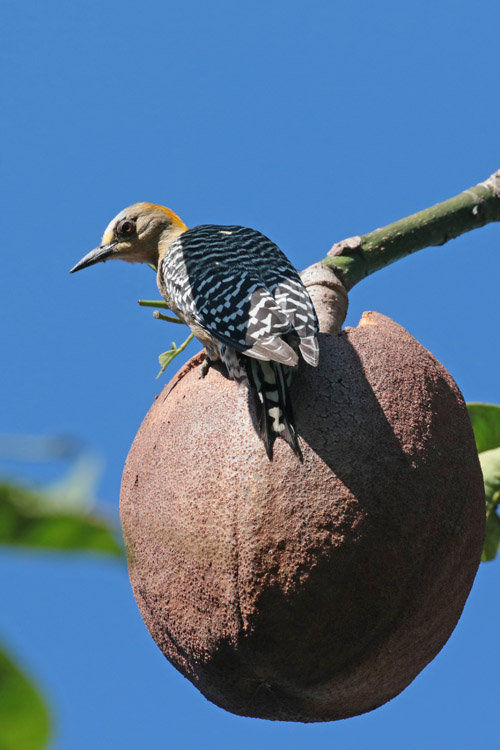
[0,482,122,554]
[0,436,123,748]
[0,645,50,750]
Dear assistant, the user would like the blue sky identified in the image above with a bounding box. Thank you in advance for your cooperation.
[2,0,500,747]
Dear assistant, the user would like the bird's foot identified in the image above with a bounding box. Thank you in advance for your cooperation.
[199,356,213,379]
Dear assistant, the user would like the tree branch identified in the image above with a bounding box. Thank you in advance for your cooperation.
[323,169,500,291]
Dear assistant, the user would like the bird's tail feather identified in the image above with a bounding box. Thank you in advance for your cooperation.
[246,358,301,460]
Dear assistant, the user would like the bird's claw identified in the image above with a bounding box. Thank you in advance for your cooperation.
[199,356,212,379]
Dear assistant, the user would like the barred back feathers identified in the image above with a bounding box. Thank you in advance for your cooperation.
[160,225,319,459]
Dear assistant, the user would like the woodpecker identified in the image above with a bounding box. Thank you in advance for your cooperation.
[71,203,319,458]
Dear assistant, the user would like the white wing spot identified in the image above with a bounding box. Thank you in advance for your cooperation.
[268,406,284,432]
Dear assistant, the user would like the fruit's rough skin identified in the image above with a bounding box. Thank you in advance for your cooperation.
[120,312,485,722]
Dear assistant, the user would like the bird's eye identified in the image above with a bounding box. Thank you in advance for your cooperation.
[116,219,136,237]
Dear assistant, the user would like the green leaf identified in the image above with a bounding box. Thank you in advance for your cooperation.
[156,333,195,378]
[478,446,500,561]
[479,447,500,514]
[482,508,500,562]
[467,403,500,453]
[157,343,182,378]
[467,403,500,562]
[0,482,123,556]
[0,643,50,750]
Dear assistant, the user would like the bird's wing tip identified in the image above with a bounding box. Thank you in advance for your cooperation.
[299,336,320,367]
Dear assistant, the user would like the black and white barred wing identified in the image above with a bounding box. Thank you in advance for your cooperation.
[161,225,319,367]
[232,226,319,366]
[263,274,319,367]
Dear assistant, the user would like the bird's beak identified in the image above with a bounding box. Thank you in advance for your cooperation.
[70,242,118,273]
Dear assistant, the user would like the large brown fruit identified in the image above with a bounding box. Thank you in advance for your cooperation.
[120,312,485,722]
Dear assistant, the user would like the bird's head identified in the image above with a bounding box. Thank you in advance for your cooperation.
[70,202,187,273]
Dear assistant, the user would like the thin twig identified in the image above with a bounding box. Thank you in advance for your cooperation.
[138,299,169,309]
[153,310,185,324]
